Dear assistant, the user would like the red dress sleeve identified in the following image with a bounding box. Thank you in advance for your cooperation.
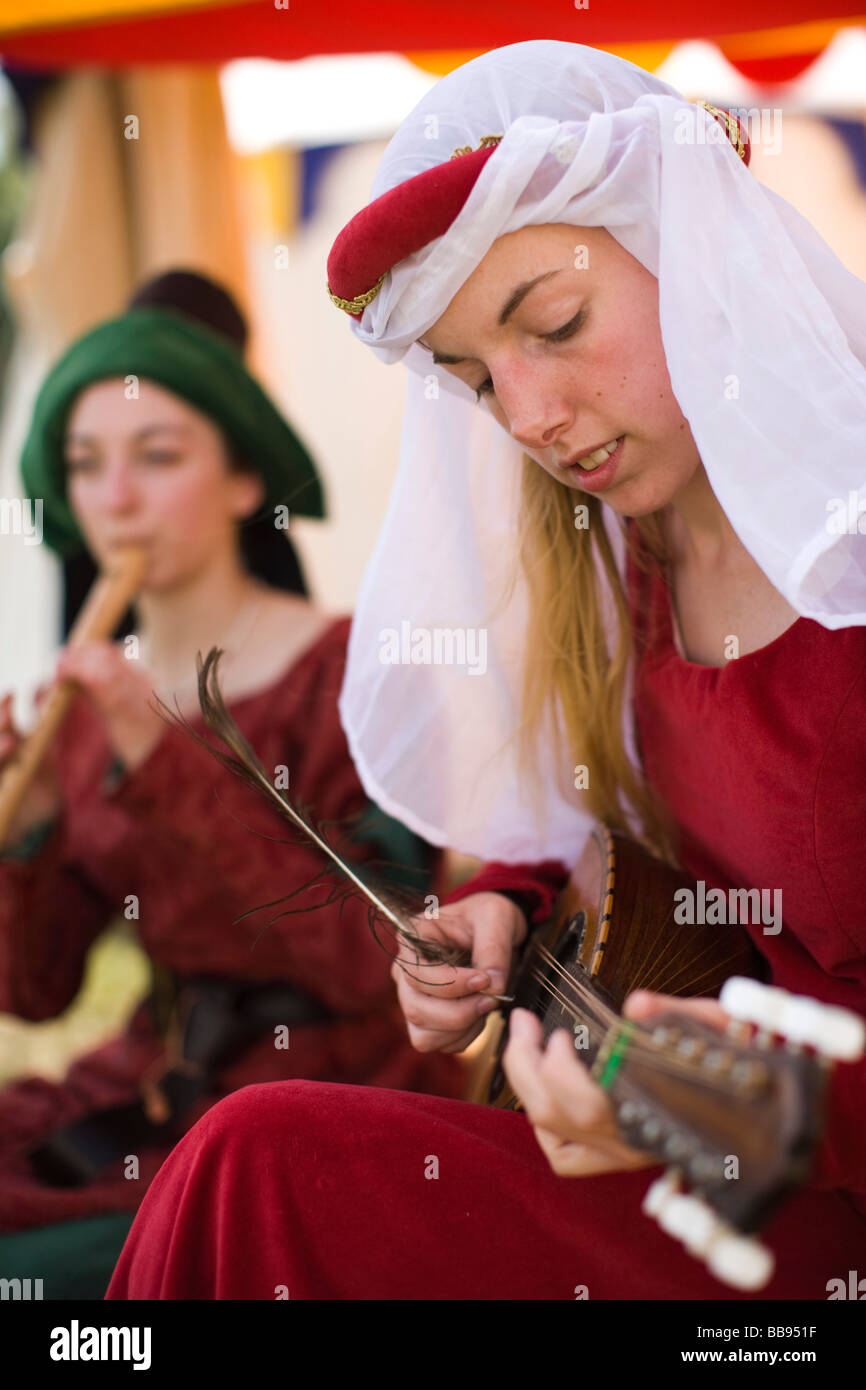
[441,859,569,924]
[103,621,430,1015]
[0,816,113,1020]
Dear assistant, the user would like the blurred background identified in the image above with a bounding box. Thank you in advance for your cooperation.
[0,2,864,1079]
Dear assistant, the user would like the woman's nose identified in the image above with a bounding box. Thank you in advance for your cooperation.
[504,394,571,454]
[102,466,140,512]
[493,369,571,453]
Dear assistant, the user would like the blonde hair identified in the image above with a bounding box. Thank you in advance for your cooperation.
[513,454,680,866]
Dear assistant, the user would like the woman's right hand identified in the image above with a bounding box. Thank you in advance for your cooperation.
[392,891,528,1053]
[0,692,62,844]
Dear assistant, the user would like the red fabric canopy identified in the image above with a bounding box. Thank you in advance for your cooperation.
[0,0,863,81]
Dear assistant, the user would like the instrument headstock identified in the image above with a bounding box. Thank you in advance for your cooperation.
[628,984,863,1288]
[483,820,866,1289]
[608,1006,825,1230]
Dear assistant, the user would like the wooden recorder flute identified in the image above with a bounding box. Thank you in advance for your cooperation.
[0,544,148,848]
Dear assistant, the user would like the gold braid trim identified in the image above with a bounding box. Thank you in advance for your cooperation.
[327,135,504,315]
[450,132,504,159]
[695,101,747,162]
[326,271,387,316]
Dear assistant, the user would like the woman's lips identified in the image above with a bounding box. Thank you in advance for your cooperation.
[566,436,624,493]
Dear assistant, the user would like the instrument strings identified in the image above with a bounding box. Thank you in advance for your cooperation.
[530,942,746,1091]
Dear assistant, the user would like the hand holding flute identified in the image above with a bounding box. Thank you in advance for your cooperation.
[0,691,61,845]
[0,545,152,850]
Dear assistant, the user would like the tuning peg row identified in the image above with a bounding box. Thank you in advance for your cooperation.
[719,977,865,1061]
[643,1168,775,1291]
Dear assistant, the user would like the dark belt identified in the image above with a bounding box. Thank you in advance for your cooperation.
[26,974,336,1189]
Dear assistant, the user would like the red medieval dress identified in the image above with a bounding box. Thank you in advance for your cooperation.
[0,616,462,1292]
[104,542,866,1300]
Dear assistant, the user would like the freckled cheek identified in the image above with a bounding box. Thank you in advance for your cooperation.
[559,347,639,417]
[598,341,680,431]
[622,312,675,401]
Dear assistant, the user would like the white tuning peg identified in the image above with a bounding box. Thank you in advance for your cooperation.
[705,1232,775,1291]
[720,977,786,1030]
[776,996,865,1061]
[656,1192,717,1255]
[720,977,865,1060]
[643,1171,715,1254]
[642,1167,681,1218]
[642,1167,775,1290]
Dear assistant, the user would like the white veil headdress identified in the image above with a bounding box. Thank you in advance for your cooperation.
[335,40,866,867]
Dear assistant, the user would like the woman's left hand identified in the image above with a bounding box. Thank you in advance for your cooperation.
[54,640,167,771]
[502,990,731,1178]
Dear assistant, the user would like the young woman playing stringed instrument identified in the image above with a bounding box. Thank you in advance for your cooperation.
[106,43,866,1300]
[0,270,461,1299]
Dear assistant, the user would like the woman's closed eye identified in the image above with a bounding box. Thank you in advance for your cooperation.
[65,450,184,470]
[473,307,586,401]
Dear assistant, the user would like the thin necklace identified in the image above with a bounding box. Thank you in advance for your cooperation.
[138,589,264,702]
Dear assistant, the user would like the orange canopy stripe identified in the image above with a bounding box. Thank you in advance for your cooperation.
[0,0,863,83]
[0,0,261,34]
[408,19,865,83]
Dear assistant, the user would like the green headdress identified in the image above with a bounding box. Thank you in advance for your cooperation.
[19,306,325,556]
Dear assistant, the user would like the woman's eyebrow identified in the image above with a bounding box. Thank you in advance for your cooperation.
[133,424,190,441]
[64,423,190,445]
[425,269,565,365]
[498,268,562,326]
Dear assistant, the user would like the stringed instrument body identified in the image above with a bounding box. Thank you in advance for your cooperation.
[485,825,835,1276]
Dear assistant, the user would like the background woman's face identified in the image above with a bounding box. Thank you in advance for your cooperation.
[64,378,263,589]
[419,223,702,517]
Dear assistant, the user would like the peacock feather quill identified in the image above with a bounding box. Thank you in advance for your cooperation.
[149,646,465,979]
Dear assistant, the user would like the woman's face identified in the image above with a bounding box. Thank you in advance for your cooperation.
[418,223,701,516]
[64,378,264,589]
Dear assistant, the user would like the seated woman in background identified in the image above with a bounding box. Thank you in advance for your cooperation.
[0,269,462,1298]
